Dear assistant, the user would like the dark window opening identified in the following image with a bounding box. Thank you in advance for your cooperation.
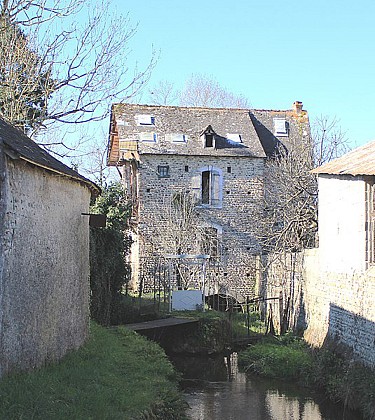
[227,167,232,173]
[201,227,219,259]
[158,165,170,178]
[185,165,189,172]
[202,170,210,204]
[146,188,151,193]
[205,134,213,147]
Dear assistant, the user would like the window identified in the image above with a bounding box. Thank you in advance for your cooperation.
[201,227,219,259]
[205,134,214,147]
[227,166,231,173]
[273,118,288,137]
[139,132,157,142]
[158,165,169,178]
[136,114,155,125]
[185,165,189,172]
[226,133,242,143]
[200,125,216,148]
[165,133,187,143]
[365,177,375,265]
[192,167,223,208]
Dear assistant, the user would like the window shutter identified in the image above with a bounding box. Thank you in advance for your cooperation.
[274,118,288,136]
[191,172,201,203]
[212,171,221,206]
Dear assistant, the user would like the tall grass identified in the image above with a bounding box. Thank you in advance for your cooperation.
[0,323,187,419]
[238,336,375,419]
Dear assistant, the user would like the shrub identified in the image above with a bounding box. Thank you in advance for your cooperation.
[89,183,132,325]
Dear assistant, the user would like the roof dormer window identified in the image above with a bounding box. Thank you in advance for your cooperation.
[201,125,216,148]
[136,114,155,125]
[274,118,288,137]
[205,134,214,147]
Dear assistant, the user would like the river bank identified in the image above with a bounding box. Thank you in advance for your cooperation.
[238,335,375,419]
[0,322,187,419]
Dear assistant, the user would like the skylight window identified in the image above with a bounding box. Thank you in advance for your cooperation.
[226,133,242,143]
[165,133,187,143]
[139,132,157,142]
[274,118,288,137]
[136,114,155,125]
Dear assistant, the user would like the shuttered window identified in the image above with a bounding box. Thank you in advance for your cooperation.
[191,167,223,208]
[274,118,288,137]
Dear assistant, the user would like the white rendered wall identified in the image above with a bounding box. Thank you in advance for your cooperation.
[318,174,366,273]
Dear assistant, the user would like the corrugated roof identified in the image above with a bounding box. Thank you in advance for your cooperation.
[311,140,375,176]
[0,118,100,194]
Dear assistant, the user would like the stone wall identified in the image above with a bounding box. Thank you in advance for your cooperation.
[263,248,375,368]
[303,249,375,368]
[0,158,91,377]
[134,154,265,300]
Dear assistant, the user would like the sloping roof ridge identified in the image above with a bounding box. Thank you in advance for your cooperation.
[0,118,100,194]
[312,139,375,176]
[251,108,293,112]
[112,103,300,113]
[112,103,251,112]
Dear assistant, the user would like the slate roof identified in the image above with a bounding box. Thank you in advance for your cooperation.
[0,118,99,194]
[311,140,375,176]
[108,103,310,165]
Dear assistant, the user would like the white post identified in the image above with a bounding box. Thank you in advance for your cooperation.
[202,259,207,312]
[168,259,172,313]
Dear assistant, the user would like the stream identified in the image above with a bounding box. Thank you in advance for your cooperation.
[170,352,363,420]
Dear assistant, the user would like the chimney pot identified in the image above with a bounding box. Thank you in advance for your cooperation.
[293,101,303,114]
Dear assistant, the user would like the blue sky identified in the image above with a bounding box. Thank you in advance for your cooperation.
[112,0,375,149]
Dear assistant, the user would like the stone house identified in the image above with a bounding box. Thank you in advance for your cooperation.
[0,119,99,377]
[107,102,310,301]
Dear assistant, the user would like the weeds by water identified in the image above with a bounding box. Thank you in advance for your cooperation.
[238,335,375,419]
[0,323,187,419]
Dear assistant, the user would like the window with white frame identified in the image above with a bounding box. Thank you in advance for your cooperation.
[139,132,157,142]
[273,118,288,137]
[226,133,242,143]
[135,114,155,125]
[191,167,223,208]
[165,133,187,143]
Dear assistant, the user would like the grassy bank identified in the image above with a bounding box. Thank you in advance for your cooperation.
[238,335,375,419]
[0,323,187,419]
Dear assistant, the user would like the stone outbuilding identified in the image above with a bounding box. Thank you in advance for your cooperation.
[0,119,99,377]
[107,102,310,302]
[304,142,375,367]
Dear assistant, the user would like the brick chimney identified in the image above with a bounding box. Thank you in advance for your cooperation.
[292,101,303,114]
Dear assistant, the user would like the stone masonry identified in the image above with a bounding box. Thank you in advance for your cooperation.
[107,102,310,302]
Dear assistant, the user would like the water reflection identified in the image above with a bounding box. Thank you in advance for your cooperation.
[170,353,362,420]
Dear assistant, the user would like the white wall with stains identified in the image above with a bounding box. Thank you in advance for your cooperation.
[0,157,91,377]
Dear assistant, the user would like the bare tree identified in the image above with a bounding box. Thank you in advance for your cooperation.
[148,74,250,109]
[313,115,349,167]
[259,116,348,333]
[0,0,156,140]
[259,115,348,257]
[148,80,179,106]
[179,73,250,108]
[140,190,221,291]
